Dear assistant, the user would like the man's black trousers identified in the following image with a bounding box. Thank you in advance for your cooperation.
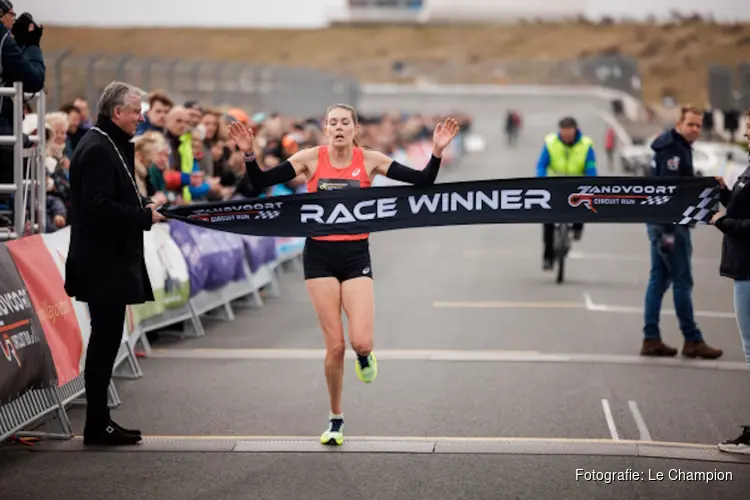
[84,302,126,429]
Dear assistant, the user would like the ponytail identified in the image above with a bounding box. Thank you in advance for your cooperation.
[352,133,369,150]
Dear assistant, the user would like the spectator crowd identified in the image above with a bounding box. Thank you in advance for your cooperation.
[23,89,471,233]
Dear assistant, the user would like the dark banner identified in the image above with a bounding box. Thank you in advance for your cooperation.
[162,177,721,238]
[0,244,57,406]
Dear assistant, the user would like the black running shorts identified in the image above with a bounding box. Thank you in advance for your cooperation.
[303,238,373,282]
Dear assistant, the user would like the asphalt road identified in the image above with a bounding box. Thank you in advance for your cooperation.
[2,88,749,500]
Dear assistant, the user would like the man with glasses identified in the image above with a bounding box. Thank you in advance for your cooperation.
[65,81,165,446]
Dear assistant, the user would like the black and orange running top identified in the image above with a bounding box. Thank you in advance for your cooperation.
[306,145,371,242]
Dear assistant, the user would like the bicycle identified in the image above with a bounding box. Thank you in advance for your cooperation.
[552,222,573,284]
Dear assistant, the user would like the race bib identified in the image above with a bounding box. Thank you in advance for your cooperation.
[317,178,360,191]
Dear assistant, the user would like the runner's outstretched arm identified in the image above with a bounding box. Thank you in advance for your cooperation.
[371,117,460,187]
[370,150,442,187]
[241,148,314,188]
[228,121,312,189]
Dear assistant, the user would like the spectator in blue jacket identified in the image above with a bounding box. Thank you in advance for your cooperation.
[135,90,172,135]
[640,105,722,360]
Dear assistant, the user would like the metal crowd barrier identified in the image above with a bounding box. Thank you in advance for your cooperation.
[0,83,65,444]
[0,240,302,445]
[0,84,136,445]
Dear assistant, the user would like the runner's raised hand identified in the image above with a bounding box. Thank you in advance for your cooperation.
[228,121,256,153]
[432,117,460,155]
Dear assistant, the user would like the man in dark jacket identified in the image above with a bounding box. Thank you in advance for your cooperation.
[0,2,45,183]
[640,105,722,359]
[65,81,165,446]
[712,110,750,455]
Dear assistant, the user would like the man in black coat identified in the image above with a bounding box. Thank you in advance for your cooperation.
[65,81,165,446]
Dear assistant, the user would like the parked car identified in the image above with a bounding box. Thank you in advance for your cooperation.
[692,143,747,177]
[620,143,653,176]
[619,137,746,177]
[619,133,659,176]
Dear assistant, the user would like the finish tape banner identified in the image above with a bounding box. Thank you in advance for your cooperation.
[162,177,721,238]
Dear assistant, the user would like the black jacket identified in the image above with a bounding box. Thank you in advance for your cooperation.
[0,26,45,135]
[716,166,750,280]
[650,128,695,234]
[64,114,155,305]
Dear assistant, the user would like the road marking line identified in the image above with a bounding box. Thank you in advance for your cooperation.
[70,434,641,442]
[59,435,704,446]
[147,348,750,371]
[567,251,719,266]
[463,249,720,266]
[583,292,596,310]
[601,399,620,440]
[434,296,735,320]
[54,434,721,449]
[433,300,584,309]
[628,400,652,442]
[31,434,750,462]
[583,292,736,319]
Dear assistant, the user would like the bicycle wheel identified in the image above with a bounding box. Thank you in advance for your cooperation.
[555,225,569,284]
[556,250,565,284]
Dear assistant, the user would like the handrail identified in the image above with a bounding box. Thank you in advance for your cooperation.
[0,82,46,239]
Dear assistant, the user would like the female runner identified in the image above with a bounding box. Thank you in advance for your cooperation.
[228,105,459,445]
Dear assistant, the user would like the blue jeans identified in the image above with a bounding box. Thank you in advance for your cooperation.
[643,224,703,342]
[734,280,750,367]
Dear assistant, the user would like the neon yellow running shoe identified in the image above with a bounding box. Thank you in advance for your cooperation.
[355,352,378,384]
[320,415,344,446]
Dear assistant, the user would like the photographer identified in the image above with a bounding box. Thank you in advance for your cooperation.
[0,0,45,184]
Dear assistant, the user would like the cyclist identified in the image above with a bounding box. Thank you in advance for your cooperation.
[535,117,597,270]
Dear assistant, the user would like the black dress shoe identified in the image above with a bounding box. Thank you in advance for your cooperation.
[83,424,142,446]
[110,419,142,436]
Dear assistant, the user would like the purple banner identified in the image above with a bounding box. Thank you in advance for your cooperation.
[241,236,278,274]
[168,220,247,296]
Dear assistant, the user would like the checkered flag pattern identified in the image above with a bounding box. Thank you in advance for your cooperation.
[677,187,721,225]
[640,195,671,205]
[254,210,281,220]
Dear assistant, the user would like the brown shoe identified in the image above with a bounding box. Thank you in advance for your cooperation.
[640,340,678,357]
[682,340,723,359]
